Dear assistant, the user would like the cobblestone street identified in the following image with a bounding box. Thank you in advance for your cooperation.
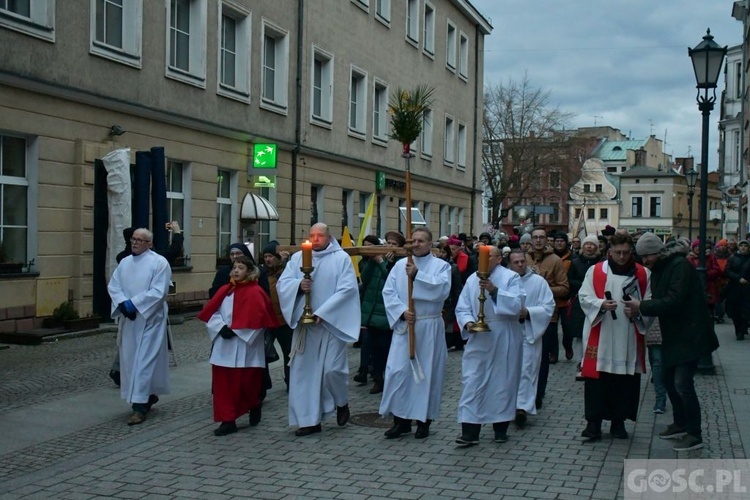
[0,318,748,499]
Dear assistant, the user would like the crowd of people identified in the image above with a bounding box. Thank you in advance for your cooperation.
[108,220,730,452]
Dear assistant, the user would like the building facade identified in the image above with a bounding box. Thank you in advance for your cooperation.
[719,43,744,238]
[0,0,491,330]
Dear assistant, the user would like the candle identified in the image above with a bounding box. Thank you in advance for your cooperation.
[302,240,313,268]
[478,245,490,273]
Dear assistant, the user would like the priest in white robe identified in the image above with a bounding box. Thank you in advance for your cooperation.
[578,233,652,441]
[276,223,361,437]
[108,228,172,426]
[507,249,555,427]
[380,227,451,440]
[454,246,524,446]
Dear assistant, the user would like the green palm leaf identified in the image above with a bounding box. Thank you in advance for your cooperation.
[389,84,435,146]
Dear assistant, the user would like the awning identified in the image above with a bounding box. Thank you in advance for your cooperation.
[240,192,279,221]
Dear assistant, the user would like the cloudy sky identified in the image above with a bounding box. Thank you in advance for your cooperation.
[470,0,742,169]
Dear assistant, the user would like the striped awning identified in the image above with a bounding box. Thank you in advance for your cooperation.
[240,192,279,221]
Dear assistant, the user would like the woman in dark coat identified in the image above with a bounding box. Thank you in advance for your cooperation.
[724,239,750,340]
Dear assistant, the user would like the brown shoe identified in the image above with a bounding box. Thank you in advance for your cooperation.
[369,382,383,394]
[127,411,146,426]
[336,404,350,426]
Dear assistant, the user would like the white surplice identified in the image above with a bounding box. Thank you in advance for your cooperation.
[206,294,265,368]
[455,265,524,424]
[379,253,451,421]
[276,239,361,427]
[108,249,172,404]
[516,271,555,414]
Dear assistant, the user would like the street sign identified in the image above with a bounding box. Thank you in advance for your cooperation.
[253,175,276,188]
[253,143,277,168]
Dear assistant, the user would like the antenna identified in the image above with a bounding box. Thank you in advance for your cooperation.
[648,119,654,135]
[592,115,603,126]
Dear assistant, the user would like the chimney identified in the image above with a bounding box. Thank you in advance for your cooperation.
[634,147,647,166]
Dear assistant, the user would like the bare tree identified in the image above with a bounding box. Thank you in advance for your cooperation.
[482,75,576,227]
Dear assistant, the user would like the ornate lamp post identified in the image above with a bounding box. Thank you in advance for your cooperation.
[689,29,727,375]
[685,168,698,240]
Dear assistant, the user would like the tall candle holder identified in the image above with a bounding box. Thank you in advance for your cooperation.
[469,270,491,332]
[300,265,316,324]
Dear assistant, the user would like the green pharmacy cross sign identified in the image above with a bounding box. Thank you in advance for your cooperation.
[253,143,277,168]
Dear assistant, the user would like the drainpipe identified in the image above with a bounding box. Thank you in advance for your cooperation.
[470,24,481,233]
[290,0,304,244]
[741,7,748,238]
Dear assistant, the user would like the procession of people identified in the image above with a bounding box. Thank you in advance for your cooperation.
[106,222,720,452]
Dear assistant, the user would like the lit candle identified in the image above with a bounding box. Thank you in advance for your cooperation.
[302,240,313,268]
[478,245,490,273]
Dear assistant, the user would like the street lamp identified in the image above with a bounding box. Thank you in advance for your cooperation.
[689,29,727,375]
[685,168,698,240]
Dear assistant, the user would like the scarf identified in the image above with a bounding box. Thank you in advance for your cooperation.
[197,280,280,330]
[606,256,636,276]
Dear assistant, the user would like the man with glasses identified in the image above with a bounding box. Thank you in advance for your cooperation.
[108,228,172,425]
[525,228,569,410]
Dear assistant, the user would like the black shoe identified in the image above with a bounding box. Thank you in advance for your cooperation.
[109,369,121,387]
[535,396,543,410]
[415,420,431,439]
[336,404,350,426]
[610,421,629,439]
[514,409,527,428]
[249,403,262,427]
[581,421,602,442]
[548,354,558,364]
[455,423,481,447]
[214,421,237,436]
[353,371,368,384]
[564,347,574,360]
[384,418,412,439]
[493,422,509,443]
[295,424,322,437]
[144,394,159,412]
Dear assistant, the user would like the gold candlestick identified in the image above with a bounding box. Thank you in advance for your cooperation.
[300,265,316,324]
[470,271,491,332]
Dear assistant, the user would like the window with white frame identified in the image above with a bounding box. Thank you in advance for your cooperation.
[261,20,289,113]
[257,187,274,253]
[311,47,333,125]
[358,192,372,235]
[349,66,367,137]
[0,0,55,42]
[166,160,191,264]
[457,122,466,168]
[342,189,353,230]
[375,0,390,24]
[631,196,643,217]
[217,3,250,102]
[423,201,431,228]
[373,80,388,143]
[734,130,741,172]
[439,204,448,235]
[90,0,142,66]
[0,134,33,268]
[311,184,323,225]
[649,196,661,217]
[458,31,468,79]
[587,208,595,220]
[446,20,456,71]
[405,0,419,45]
[420,108,433,158]
[351,0,368,11]
[423,2,434,56]
[377,195,386,236]
[444,115,455,165]
[166,0,207,88]
[216,169,235,258]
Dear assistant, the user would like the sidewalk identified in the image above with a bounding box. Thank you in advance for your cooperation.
[0,318,747,499]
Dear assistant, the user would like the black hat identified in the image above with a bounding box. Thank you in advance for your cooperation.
[554,233,569,244]
[262,240,280,257]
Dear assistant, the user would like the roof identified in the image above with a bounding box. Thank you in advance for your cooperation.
[618,165,681,178]
[593,140,648,161]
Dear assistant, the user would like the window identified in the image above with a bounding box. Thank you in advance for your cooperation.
[457,122,467,169]
[587,208,595,219]
[446,20,456,71]
[549,171,560,188]
[216,169,236,258]
[0,134,33,268]
[166,160,191,264]
[311,47,334,125]
[348,66,367,136]
[420,108,433,158]
[397,198,405,234]
[0,0,55,42]
[649,196,661,217]
[217,3,250,102]
[405,0,418,45]
[550,202,559,223]
[734,130,741,172]
[736,61,742,99]
[423,2,434,56]
[261,20,289,113]
[257,187,274,254]
[574,208,581,219]
[423,201,431,228]
[583,184,590,193]
[358,192,372,235]
[342,189,352,230]
[166,0,207,87]
[311,185,323,225]
[375,0,390,24]
[444,115,455,165]
[352,0,368,11]
[458,31,468,79]
[595,184,602,193]
[90,0,142,66]
[600,208,608,219]
[373,80,388,143]
[631,196,643,217]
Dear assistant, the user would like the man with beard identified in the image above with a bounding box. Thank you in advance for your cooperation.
[624,232,719,452]
[578,233,651,441]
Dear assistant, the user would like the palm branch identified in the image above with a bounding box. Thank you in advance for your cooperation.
[389,84,435,147]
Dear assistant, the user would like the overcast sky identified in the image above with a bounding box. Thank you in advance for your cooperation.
[471,0,742,169]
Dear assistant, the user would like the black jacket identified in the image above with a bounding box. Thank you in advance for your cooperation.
[639,252,719,367]
[566,252,601,339]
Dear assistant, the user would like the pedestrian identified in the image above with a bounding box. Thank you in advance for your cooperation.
[725,239,750,340]
[276,223,361,437]
[506,249,555,428]
[380,227,451,440]
[107,228,171,425]
[625,232,719,452]
[437,240,464,351]
[687,240,721,322]
[197,256,279,436]
[714,239,731,323]
[209,242,268,298]
[261,240,293,391]
[553,232,575,361]
[571,236,582,255]
[578,232,651,441]
[519,233,532,254]
[354,234,383,386]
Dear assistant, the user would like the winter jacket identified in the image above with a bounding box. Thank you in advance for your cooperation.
[360,258,393,331]
[724,252,750,317]
[526,245,569,321]
[566,252,602,339]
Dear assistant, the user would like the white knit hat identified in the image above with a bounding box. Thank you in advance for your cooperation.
[582,234,599,246]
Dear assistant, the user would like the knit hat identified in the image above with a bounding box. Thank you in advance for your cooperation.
[261,240,280,257]
[384,231,406,247]
[479,232,492,241]
[502,246,511,254]
[717,239,728,246]
[583,234,599,247]
[509,234,519,243]
[553,233,569,244]
[519,233,532,244]
[691,239,701,249]
[635,233,664,256]
[447,236,462,247]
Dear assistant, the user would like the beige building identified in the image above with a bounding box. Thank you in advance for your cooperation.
[0,0,491,330]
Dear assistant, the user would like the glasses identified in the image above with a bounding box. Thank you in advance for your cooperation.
[130,238,151,244]
[531,235,546,240]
